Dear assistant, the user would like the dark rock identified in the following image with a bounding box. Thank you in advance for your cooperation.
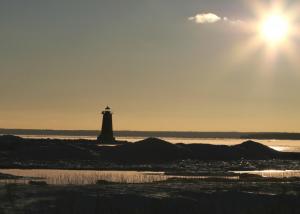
[103,138,188,163]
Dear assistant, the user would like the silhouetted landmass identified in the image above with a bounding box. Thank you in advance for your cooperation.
[2,128,300,140]
[102,138,185,163]
[0,135,300,166]
[0,135,99,162]
[103,138,300,163]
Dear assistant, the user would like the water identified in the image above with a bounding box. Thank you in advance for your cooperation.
[18,135,300,152]
[234,170,300,178]
[0,169,238,185]
[1,168,300,185]
[0,169,166,184]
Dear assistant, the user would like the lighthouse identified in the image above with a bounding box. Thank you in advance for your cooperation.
[97,106,115,144]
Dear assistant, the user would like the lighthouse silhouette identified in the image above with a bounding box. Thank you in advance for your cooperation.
[97,106,115,144]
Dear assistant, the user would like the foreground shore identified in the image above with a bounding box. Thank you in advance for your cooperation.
[1,177,300,214]
[1,135,300,213]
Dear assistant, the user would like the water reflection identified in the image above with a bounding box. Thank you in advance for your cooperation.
[1,168,300,185]
[0,169,239,185]
[0,169,166,185]
[234,170,300,178]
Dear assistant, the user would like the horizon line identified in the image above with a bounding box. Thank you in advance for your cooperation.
[1,128,300,134]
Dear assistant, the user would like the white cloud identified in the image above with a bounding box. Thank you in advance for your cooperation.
[189,13,243,25]
[188,13,221,24]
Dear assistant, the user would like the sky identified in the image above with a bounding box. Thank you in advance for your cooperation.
[1,0,300,132]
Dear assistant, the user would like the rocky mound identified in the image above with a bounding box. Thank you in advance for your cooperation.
[1,135,299,164]
[102,138,290,163]
[232,140,279,159]
[102,138,188,163]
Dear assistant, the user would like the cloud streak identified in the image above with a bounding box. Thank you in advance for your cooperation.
[189,13,243,25]
[188,13,221,24]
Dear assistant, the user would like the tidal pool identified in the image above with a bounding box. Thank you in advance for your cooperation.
[233,170,300,178]
[0,169,238,185]
[0,169,166,185]
[1,168,300,185]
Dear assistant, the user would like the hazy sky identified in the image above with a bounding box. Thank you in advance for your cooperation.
[1,0,300,132]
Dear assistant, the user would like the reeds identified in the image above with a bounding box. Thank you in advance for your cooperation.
[0,169,168,185]
[1,169,298,185]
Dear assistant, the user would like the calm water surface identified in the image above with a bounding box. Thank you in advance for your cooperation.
[234,170,300,178]
[0,169,238,185]
[1,169,300,185]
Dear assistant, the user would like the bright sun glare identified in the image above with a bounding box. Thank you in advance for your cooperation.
[231,1,299,67]
[261,14,289,43]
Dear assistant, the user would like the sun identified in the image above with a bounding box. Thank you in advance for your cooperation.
[260,14,290,43]
[230,0,300,69]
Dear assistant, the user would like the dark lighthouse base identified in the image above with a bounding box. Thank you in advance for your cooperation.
[97,135,116,144]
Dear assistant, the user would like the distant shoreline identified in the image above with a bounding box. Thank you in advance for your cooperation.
[1,128,300,140]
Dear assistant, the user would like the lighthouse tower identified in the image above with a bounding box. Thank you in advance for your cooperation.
[97,106,115,144]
